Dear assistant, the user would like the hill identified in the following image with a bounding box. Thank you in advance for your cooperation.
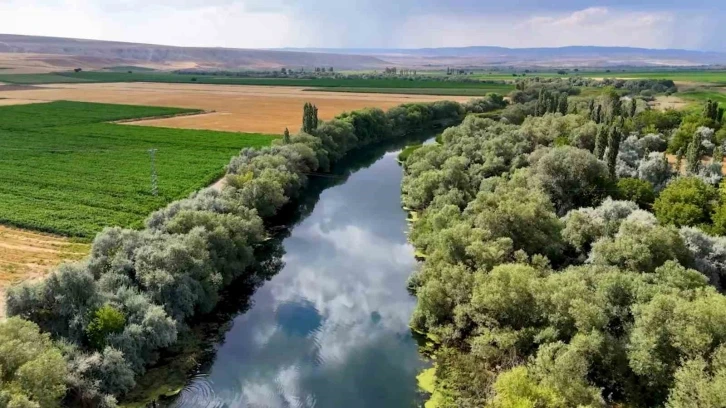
[281,45,726,67]
[2,34,726,72]
[0,34,389,72]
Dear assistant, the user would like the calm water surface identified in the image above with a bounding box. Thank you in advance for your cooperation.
[171,144,425,407]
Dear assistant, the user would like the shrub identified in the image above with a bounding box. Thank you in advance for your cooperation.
[86,304,126,350]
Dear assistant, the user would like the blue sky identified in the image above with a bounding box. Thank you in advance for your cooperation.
[0,0,722,51]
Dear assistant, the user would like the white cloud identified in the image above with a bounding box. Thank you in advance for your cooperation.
[0,2,717,50]
[393,7,702,49]
[0,0,291,48]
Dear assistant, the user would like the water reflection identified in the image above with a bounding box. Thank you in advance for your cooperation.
[131,138,429,408]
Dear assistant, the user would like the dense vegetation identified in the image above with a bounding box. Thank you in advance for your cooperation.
[4,80,726,406]
[401,89,726,406]
[2,96,493,406]
[0,101,277,237]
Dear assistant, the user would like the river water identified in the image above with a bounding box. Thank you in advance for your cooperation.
[167,141,426,407]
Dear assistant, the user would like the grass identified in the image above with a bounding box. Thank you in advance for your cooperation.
[469,70,726,84]
[0,101,278,238]
[305,86,513,96]
[679,90,726,104]
[398,144,423,163]
[0,101,199,130]
[417,367,444,408]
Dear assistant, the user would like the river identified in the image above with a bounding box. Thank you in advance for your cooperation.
[158,140,427,407]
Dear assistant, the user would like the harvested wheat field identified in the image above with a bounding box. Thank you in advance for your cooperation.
[0,82,472,134]
[0,226,89,318]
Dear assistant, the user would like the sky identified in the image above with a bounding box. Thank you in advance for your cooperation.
[0,0,723,51]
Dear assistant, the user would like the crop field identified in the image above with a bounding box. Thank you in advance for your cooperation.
[0,73,95,84]
[678,90,726,104]
[0,101,278,238]
[0,83,472,133]
[444,70,726,84]
[304,84,513,96]
[0,71,514,95]
[0,226,90,318]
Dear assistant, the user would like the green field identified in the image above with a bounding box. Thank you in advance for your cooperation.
[467,70,726,83]
[304,85,513,96]
[0,73,95,84]
[0,101,278,238]
[679,90,726,104]
[0,71,512,93]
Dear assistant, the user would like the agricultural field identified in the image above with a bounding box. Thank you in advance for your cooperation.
[0,71,515,95]
[0,226,89,318]
[458,70,726,84]
[678,90,726,104]
[304,85,512,96]
[0,82,472,133]
[0,101,278,238]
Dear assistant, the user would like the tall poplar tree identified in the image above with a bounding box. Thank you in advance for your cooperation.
[686,131,702,174]
[606,126,622,179]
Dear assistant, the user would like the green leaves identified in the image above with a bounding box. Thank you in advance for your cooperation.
[0,318,67,407]
[86,305,126,350]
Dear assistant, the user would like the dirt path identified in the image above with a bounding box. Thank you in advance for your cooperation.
[0,226,90,318]
[0,82,472,134]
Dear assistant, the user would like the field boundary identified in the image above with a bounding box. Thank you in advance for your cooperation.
[112,109,215,124]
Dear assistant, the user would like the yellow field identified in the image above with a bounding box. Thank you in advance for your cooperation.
[0,82,472,134]
[0,226,89,317]
[0,81,472,315]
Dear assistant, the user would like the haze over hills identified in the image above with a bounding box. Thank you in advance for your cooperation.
[280,46,726,67]
[1,34,726,73]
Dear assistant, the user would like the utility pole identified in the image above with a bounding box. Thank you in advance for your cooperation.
[148,148,158,196]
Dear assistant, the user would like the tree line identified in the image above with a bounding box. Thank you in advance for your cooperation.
[401,91,726,407]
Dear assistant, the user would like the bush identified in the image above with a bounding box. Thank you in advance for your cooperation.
[617,178,655,208]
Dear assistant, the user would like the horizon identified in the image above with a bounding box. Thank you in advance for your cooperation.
[0,1,723,52]
[2,32,724,55]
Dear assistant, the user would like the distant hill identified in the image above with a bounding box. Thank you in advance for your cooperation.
[279,46,726,67]
[1,34,726,72]
[0,34,389,71]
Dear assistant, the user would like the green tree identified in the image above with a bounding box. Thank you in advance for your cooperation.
[86,304,126,349]
[606,126,622,179]
[653,176,718,228]
[593,125,607,159]
[302,102,319,133]
[686,129,703,174]
[0,318,68,407]
[617,178,656,209]
[282,127,291,144]
[532,146,612,215]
